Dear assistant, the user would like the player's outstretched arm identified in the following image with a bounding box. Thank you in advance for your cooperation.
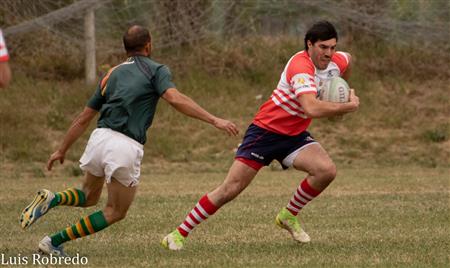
[298,90,359,119]
[162,88,239,136]
[47,107,98,171]
[0,62,11,88]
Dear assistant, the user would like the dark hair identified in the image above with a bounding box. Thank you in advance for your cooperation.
[304,21,338,50]
[123,25,151,53]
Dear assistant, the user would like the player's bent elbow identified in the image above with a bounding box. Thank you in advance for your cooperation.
[300,99,324,118]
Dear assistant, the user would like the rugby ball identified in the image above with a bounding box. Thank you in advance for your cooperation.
[319,77,350,103]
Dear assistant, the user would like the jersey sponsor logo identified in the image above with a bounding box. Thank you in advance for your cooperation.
[251,152,264,160]
[327,69,339,78]
[296,77,305,85]
[296,84,310,89]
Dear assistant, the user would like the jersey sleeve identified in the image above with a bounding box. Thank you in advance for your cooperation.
[86,82,106,111]
[286,55,317,97]
[0,30,9,62]
[332,51,349,74]
[154,65,176,95]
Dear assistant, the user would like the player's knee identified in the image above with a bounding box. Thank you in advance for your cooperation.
[81,186,102,207]
[316,162,337,182]
[103,206,128,224]
[82,191,101,207]
[83,197,99,207]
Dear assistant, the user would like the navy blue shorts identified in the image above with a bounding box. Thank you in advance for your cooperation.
[235,124,317,170]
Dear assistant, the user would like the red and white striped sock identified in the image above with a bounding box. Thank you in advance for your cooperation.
[177,194,218,237]
[286,178,322,216]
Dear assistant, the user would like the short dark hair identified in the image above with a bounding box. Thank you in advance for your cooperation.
[123,25,151,53]
[304,21,338,50]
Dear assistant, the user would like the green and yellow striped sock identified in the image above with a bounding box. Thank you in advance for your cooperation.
[49,188,86,208]
[50,211,108,247]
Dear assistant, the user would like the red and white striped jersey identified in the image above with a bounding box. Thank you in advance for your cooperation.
[0,30,9,62]
[253,50,349,136]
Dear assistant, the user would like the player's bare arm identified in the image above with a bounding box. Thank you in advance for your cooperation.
[162,88,239,136]
[298,90,359,118]
[0,62,11,88]
[47,107,98,171]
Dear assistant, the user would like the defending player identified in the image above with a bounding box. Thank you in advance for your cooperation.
[162,21,359,250]
[19,25,238,256]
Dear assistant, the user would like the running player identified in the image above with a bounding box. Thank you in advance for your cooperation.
[162,21,359,250]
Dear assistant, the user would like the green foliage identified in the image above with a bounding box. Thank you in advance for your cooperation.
[423,124,449,143]
[2,36,449,168]
[10,31,84,80]
[66,163,83,177]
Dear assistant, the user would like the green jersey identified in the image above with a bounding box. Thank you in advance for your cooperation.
[87,56,175,144]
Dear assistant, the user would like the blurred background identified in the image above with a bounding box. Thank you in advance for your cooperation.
[0,0,449,177]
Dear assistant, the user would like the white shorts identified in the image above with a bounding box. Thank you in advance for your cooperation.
[79,128,144,187]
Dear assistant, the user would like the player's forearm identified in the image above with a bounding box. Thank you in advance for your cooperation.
[58,118,90,153]
[58,108,96,154]
[0,62,11,88]
[304,100,355,118]
[169,93,217,125]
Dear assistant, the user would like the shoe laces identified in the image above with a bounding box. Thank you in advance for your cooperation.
[284,214,301,232]
[172,231,185,246]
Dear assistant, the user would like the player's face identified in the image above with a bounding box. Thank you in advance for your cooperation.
[307,39,337,70]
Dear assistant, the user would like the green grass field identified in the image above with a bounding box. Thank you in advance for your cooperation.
[1,165,448,267]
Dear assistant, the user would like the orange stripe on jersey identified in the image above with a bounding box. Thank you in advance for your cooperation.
[100,65,120,96]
